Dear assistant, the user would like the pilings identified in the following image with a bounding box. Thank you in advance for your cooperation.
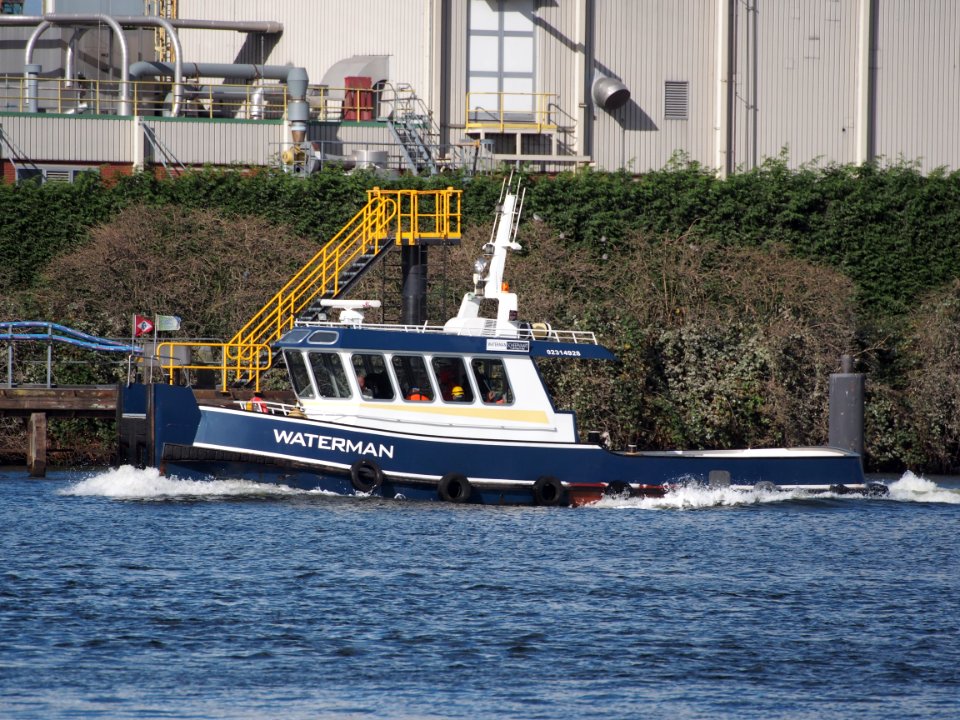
[0,386,118,478]
[27,412,46,477]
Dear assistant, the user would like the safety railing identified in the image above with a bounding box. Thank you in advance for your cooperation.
[156,187,461,390]
[465,92,558,132]
[0,75,432,123]
[0,75,289,118]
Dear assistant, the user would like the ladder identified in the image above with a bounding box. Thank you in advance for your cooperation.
[155,187,462,390]
[385,86,439,175]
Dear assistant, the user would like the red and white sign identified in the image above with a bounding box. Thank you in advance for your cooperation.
[134,315,154,337]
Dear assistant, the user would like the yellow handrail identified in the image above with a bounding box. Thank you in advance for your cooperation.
[465,91,558,132]
[154,187,461,390]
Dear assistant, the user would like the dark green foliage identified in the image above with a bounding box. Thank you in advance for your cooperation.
[4,162,960,471]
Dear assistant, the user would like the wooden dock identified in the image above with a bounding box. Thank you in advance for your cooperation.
[0,386,119,476]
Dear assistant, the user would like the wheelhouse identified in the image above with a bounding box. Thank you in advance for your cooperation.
[270,323,612,443]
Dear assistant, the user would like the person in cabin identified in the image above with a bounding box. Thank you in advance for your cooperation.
[450,385,467,401]
[248,391,268,413]
[357,374,374,399]
[406,386,430,401]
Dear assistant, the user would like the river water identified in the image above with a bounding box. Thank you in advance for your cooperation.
[1,467,958,719]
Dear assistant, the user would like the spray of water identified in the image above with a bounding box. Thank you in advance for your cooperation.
[59,465,307,500]
[60,466,959,506]
[591,470,960,510]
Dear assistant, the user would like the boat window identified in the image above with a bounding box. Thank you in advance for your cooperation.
[391,355,435,402]
[471,358,513,405]
[432,356,474,403]
[281,328,311,344]
[284,351,316,400]
[308,351,352,399]
[308,330,339,344]
[351,353,395,400]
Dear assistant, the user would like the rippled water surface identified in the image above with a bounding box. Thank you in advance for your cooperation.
[2,468,958,719]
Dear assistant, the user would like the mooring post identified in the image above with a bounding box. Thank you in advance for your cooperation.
[828,354,865,461]
[27,411,47,477]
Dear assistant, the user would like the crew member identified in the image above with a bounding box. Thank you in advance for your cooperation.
[406,386,430,401]
[249,391,269,413]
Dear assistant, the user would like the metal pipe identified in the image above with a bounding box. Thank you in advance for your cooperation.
[166,18,283,34]
[0,15,282,33]
[26,15,131,115]
[130,61,308,136]
[714,0,732,178]
[64,27,89,87]
[23,20,51,65]
[855,0,874,165]
[24,63,41,113]
[0,15,45,26]
[44,14,183,115]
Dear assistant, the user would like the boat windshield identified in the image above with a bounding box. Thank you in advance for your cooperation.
[284,351,316,399]
[308,351,352,399]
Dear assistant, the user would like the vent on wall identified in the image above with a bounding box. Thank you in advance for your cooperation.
[664,81,689,120]
[15,167,99,184]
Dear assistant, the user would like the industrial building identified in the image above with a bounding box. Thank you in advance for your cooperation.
[1,0,957,183]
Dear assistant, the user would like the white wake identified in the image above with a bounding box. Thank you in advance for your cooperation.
[591,470,960,509]
[59,465,308,500]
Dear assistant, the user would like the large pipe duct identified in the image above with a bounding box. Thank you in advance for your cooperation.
[24,63,41,113]
[57,16,184,115]
[14,13,281,117]
[592,73,630,112]
[130,62,308,136]
[25,15,131,115]
[166,18,283,34]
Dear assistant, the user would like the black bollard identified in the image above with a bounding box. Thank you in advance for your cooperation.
[828,354,865,459]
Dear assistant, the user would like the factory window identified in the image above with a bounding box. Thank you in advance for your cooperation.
[664,81,689,120]
[468,0,535,124]
[15,166,99,185]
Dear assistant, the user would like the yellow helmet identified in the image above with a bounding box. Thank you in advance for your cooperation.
[452,385,464,397]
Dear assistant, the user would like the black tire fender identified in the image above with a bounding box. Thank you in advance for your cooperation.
[532,475,564,506]
[349,459,384,494]
[438,473,472,503]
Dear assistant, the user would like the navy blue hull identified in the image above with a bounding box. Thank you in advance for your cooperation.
[139,384,868,506]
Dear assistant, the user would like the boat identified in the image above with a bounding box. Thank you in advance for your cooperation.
[117,179,879,506]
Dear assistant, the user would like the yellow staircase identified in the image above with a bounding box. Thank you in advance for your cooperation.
[156,187,461,390]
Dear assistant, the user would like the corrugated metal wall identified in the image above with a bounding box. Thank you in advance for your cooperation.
[592,0,717,172]
[534,1,585,157]
[146,118,284,166]
[731,0,858,171]
[444,0,468,139]
[175,0,432,103]
[0,114,131,162]
[4,1,960,175]
[873,0,960,173]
